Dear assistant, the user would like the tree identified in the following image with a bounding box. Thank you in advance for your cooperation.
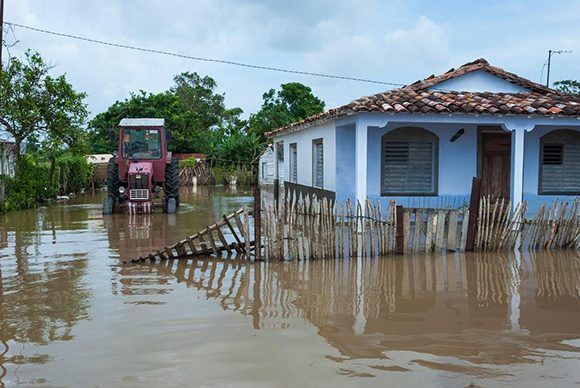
[87,91,178,153]
[248,82,325,140]
[0,51,88,165]
[554,80,580,94]
[88,72,245,155]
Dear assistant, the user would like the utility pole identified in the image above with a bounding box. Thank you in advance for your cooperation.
[546,49,572,88]
[0,0,4,73]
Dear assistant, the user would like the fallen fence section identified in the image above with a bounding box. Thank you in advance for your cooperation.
[128,207,254,264]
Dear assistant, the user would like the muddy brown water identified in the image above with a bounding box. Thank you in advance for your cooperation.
[0,187,579,387]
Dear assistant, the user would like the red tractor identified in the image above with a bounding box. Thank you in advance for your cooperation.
[102,118,180,215]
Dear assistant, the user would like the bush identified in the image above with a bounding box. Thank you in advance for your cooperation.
[56,154,94,194]
[0,155,57,213]
[178,157,200,168]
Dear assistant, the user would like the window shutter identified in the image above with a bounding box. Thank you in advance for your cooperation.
[541,139,580,194]
[383,141,434,194]
[290,144,297,183]
[313,140,323,188]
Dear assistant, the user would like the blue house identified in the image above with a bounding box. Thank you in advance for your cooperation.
[268,59,580,213]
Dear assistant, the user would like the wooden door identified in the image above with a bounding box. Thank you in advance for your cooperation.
[480,132,511,199]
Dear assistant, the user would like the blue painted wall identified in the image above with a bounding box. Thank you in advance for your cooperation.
[335,124,356,202]
[363,122,478,207]
[429,70,530,93]
[523,125,580,214]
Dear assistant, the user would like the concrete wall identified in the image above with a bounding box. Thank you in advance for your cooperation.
[523,125,580,214]
[275,121,336,191]
[429,70,530,93]
[363,122,478,207]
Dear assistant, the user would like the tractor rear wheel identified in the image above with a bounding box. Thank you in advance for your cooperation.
[106,157,120,197]
[166,197,177,214]
[165,157,180,207]
[103,158,120,214]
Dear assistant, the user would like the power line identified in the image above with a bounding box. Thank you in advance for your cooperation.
[5,21,405,87]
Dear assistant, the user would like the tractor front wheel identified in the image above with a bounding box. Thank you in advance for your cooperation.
[103,195,115,215]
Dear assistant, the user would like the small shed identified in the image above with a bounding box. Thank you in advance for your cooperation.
[87,154,113,182]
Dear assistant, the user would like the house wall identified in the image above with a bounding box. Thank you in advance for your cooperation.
[523,125,580,214]
[363,122,478,207]
[335,124,356,202]
[429,70,530,93]
[275,121,336,191]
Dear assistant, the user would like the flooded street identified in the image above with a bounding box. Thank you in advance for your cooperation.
[0,187,579,387]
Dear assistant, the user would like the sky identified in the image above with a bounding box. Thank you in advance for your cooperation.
[3,0,580,120]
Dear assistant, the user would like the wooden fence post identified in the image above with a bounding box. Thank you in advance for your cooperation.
[395,205,405,254]
[253,185,262,261]
[466,177,482,251]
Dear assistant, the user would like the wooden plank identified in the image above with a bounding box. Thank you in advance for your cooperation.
[435,209,446,251]
[447,210,458,251]
[395,206,404,254]
[425,210,435,252]
[466,177,482,251]
[243,206,251,256]
[412,210,423,252]
[234,214,247,240]
[206,228,220,255]
[185,236,198,255]
[459,210,470,251]
[223,215,243,253]
[215,228,232,254]
[403,209,411,253]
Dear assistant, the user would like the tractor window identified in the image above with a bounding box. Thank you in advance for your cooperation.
[122,129,161,159]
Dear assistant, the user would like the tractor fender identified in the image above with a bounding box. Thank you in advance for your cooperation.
[166,151,173,164]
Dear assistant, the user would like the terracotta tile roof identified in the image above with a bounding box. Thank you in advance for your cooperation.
[266,59,580,137]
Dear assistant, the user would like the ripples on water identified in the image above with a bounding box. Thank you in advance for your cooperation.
[0,187,579,386]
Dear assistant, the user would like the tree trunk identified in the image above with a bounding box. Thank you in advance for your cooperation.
[48,157,56,188]
[13,138,21,175]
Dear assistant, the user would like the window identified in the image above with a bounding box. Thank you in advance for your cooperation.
[261,161,267,179]
[122,128,161,159]
[289,143,297,183]
[381,127,438,196]
[540,129,580,195]
[312,139,323,188]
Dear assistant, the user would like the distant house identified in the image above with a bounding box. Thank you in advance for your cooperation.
[87,154,114,182]
[0,131,15,178]
[258,145,274,185]
[267,59,580,213]
[258,144,285,186]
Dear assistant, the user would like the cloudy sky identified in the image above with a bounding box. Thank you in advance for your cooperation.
[3,0,579,119]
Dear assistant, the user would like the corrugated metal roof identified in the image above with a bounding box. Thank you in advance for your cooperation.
[119,118,165,127]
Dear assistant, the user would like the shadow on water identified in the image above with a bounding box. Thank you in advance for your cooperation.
[0,187,579,385]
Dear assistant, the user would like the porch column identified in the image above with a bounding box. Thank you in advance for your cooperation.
[355,120,368,206]
[505,122,534,211]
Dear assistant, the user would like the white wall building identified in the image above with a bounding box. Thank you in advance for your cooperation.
[268,59,580,214]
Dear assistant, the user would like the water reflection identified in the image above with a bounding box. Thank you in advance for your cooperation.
[119,251,580,367]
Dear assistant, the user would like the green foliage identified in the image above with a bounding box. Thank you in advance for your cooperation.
[178,157,200,168]
[554,80,580,94]
[248,82,325,140]
[0,50,88,162]
[0,155,56,213]
[56,154,94,194]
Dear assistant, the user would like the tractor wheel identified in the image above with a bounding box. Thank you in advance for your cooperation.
[165,157,180,207]
[106,157,120,197]
[103,195,115,215]
[165,197,177,214]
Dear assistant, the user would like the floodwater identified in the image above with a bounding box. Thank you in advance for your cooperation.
[0,187,579,387]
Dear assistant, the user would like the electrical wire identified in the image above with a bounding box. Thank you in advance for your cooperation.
[5,21,405,87]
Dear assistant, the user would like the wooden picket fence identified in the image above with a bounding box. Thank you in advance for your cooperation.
[474,196,580,251]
